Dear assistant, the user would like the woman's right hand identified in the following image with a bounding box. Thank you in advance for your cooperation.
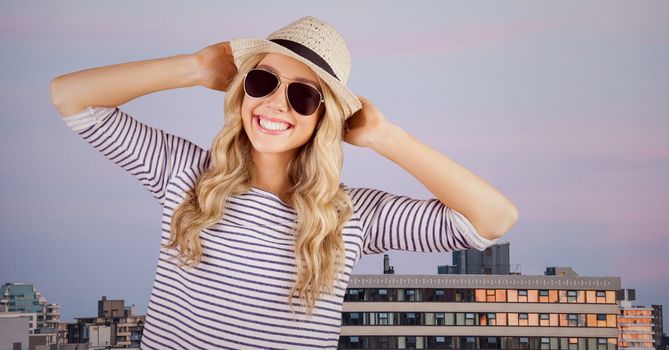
[192,41,238,92]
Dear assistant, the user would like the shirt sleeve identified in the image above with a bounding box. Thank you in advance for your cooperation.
[61,106,208,206]
[344,186,498,255]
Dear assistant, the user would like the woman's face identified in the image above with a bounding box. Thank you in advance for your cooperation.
[241,53,324,159]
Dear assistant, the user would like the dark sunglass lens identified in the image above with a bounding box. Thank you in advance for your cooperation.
[287,83,321,115]
[245,69,278,98]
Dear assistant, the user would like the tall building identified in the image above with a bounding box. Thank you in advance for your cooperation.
[651,305,663,350]
[340,256,620,349]
[618,303,655,349]
[0,282,60,332]
[616,289,662,350]
[438,242,514,275]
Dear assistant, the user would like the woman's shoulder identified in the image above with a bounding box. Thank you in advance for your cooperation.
[339,183,394,209]
[340,182,386,196]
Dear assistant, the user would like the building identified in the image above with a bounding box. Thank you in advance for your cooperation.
[340,257,620,349]
[45,303,61,329]
[66,296,144,348]
[0,311,38,333]
[618,303,655,349]
[651,305,663,350]
[616,288,662,350]
[0,282,60,331]
[0,282,60,348]
[0,316,30,350]
[437,242,517,275]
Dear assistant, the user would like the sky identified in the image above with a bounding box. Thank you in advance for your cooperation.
[1,0,668,330]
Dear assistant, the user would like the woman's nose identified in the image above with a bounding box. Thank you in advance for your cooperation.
[265,82,289,112]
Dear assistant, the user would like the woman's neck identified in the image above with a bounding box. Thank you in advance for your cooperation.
[250,150,293,200]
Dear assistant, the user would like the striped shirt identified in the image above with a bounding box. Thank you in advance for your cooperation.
[62,106,498,350]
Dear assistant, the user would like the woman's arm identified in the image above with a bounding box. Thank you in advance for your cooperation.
[49,42,237,117]
[344,96,519,241]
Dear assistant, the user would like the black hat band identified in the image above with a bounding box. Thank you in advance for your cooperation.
[270,39,339,81]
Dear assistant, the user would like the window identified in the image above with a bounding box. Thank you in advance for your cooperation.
[540,290,549,296]
[568,314,578,326]
[378,312,388,325]
[508,289,518,302]
[444,313,455,326]
[496,289,507,302]
[465,313,476,325]
[596,290,607,303]
[586,290,596,303]
[486,289,496,302]
[597,338,608,350]
[374,289,390,302]
[465,336,476,349]
[519,313,529,326]
[497,313,507,326]
[435,313,445,326]
[567,290,577,303]
[456,313,465,325]
[487,313,497,326]
[347,312,361,325]
[540,337,551,350]
[518,289,528,302]
[540,313,550,326]
[406,336,417,349]
[475,289,486,302]
[508,313,518,326]
[406,312,417,325]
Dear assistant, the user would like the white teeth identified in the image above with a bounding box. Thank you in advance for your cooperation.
[258,117,290,131]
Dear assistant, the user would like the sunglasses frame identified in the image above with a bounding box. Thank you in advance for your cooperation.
[243,68,325,116]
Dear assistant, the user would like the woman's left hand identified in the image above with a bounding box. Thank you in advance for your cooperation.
[343,96,393,149]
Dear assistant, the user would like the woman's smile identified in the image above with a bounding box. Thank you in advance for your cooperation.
[254,114,294,135]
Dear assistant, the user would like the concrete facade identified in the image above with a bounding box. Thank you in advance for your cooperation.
[340,272,621,349]
[0,316,30,350]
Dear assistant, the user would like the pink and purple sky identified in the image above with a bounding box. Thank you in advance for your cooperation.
[1,1,668,329]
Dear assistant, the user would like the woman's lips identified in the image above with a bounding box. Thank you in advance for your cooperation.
[254,115,292,135]
[257,114,294,127]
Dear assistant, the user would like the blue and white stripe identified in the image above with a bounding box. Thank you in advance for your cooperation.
[63,106,497,349]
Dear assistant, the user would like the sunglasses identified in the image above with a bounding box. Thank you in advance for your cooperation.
[243,68,324,116]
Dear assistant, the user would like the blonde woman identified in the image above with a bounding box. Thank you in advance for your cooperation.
[50,16,517,350]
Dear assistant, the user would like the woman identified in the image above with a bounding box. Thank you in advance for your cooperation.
[50,16,517,350]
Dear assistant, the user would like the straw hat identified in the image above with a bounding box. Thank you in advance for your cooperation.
[229,16,362,119]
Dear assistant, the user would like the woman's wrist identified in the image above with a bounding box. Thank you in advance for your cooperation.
[370,122,411,156]
[180,53,206,88]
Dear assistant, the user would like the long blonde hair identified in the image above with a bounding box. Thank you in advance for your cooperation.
[165,52,354,318]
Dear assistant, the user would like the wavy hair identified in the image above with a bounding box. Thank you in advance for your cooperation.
[165,52,354,319]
